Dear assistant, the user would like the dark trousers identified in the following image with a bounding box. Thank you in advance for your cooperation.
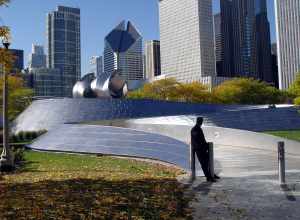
[195,150,211,178]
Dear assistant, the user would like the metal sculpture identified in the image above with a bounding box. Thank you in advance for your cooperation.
[73,70,129,99]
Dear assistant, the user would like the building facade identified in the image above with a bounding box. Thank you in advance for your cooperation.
[90,56,103,78]
[254,0,273,84]
[31,68,63,97]
[215,0,272,83]
[159,0,216,84]
[214,13,223,76]
[231,0,256,78]
[47,6,81,97]
[9,49,24,73]
[104,21,144,81]
[271,43,279,88]
[275,0,300,90]
[145,40,161,80]
[28,44,46,71]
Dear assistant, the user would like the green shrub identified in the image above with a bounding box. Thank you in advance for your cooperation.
[24,131,32,141]
[12,147,25,164]
[212,78,286,104]
[17,131,24,142]
[294,97,300,106]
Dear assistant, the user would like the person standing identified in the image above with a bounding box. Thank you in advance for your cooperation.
[191,117,220,182]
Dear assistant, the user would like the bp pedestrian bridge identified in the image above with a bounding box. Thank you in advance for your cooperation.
[13,98,300,177]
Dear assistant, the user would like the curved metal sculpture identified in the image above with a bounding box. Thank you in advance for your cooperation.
[74,70,128,99]
[108,71,128,98]
[72,74,96,98]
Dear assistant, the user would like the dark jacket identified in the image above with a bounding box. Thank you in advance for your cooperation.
[191,125,208,152]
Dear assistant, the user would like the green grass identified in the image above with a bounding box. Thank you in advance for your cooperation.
[0,150,192,220]
[265,130,300,142]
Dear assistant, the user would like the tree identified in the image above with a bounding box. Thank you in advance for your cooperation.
[0,75,33,120]
[289,72,300,105]
[212,78,285,105]
[294,97,300,106]
[174,82,211,103]
[128,78,180,101]
[0,0,10,6]
[128,78,212,103]
[289,72,300,97]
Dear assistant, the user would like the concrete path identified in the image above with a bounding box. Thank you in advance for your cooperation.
[182,172,300,220]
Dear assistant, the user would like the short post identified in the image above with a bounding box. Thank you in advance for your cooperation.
[278,142,286,185]
[190,143,196,181]
[208,142,214,178]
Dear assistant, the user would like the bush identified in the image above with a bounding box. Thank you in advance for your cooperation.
[128,78,211,103]
[12,147,25,164]
[289,72,300,97]
[212,78,286,104]
[294,97,300,106]
[10,130,47,143]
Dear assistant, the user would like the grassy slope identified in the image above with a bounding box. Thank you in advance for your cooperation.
[265,130,300,142]
[0,151,192,220]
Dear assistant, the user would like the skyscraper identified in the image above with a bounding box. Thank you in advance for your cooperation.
[9,49,24,73]
[47,6,81,97]
[104,21,144,81]
[231,0,257,78]
[28,44,46,71]
[159,0,216,84]
[214,13,223,76]
[254,0,273,83]
[31,68,63,97]
[275,0,300,90]
[271,43,279,88]
[218,0,272,83]
[215,0,234,77]
[90,56,103,78]
[145,40,161,80]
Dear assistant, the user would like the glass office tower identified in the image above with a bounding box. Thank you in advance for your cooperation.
[47,6,81,97]
[104,21,144,81]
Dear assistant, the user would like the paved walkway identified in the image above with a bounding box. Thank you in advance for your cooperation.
[182,172,300,220]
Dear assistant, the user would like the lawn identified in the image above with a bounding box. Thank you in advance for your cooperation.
[0,150,192,220]
[265,130,300,142]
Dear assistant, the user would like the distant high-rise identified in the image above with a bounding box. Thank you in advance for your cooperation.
[159,0,216,84]
[104,21,144,81]
[214,13,223,77]
[218,0,272,83]
[9,49,24,73]
[275,0,300,90]
[145,40,161,80]
[271,43,279,88]
[28,44,46,71]
[231,0,257,78]
[214,0,234,77]
[254,0,273,83]
[31,68,63,97]
[90,56,103,78]
[47,6,81,97]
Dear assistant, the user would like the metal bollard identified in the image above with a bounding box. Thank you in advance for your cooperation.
[278,142,286,184]
[190,143,196,181]
[208,142,214,178]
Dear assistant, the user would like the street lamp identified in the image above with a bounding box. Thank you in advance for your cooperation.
[0,36,14,171]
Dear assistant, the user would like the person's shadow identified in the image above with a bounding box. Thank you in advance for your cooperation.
[193,181,213,196]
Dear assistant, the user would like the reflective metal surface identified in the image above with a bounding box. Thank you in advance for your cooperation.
[72,76,96,98]
[74,70,128,98]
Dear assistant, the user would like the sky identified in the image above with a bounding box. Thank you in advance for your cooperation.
[0,0,276,76]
